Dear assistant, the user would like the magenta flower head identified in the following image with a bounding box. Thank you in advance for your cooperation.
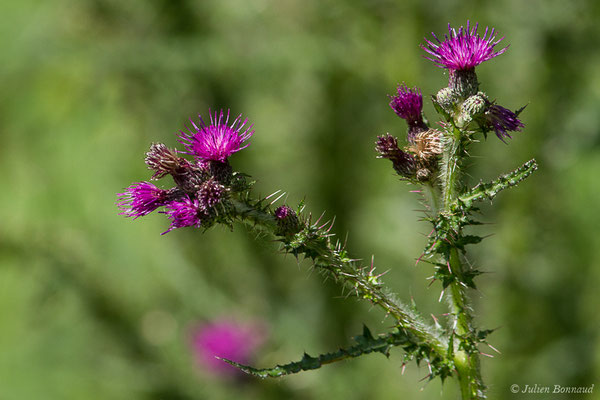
[389,84,428,141]
[485,104,525,142]
[117,182,170,219]
[179,109,254,162]
[422,21,507,71]
[389,84,422,123]
[191,319,267,377]
[162,195,203,234]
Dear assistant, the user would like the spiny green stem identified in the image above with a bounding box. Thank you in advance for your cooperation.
[423,182,441,215]
[439,128,485,399]
[231,198,278,229]
[448,248,472,337]
[441,127,463,208]
[231,197,448,359]
[220,325,409,378]
[447,247,484,399]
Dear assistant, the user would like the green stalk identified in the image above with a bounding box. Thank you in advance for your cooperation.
[231,198,448,359]
[440,128,485,399]
[448,247,483,399]
[423,182,441,216]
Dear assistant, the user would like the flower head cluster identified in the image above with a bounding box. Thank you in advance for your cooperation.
[117,109,252,233]
[179,109,254,163]
[377,21,524,179]
[422,21,507,71]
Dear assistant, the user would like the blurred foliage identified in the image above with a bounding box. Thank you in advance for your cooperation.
[1,0,599,399]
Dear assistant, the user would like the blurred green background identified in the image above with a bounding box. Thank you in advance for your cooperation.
[1,0,599,399]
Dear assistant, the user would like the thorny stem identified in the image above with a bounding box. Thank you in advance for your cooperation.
[440,130,485,399]
[441,127,462,207]
[231,198,448,358]
[448,248,483,399]
[423,182,440,215]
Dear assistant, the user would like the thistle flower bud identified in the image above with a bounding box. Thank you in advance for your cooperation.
[375,134,416,177]
[435,87,458,113]
[463,93,488,115]
[448,68,479,99]
[456,93,488,127]
[197,178,226,209]
[274,206,301,236]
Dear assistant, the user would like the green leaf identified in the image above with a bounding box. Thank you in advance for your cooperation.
[219,325,410,379]
[458,159,538,208]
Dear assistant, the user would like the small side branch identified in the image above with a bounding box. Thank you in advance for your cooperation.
[231,196,450,370]
[458,159,538,208]
[220,325,411,378]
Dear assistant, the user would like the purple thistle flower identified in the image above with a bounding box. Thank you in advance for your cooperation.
[162,195,203,234]
[485,104,525,142]
[191,319,267,377]
[422,21,507,70]
[117,182,169,219]
[179,109,254,162]
[389,85,428,141]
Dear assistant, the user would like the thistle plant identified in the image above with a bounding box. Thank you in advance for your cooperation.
[117,21,537,399]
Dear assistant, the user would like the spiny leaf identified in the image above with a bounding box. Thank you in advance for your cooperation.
[219,325,410,379]
[458,159,538,208]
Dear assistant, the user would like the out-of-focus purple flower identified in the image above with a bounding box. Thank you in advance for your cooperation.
[117,182,169,218]
[422,21,507,70]
[179,109,254,162]
[162,195,203,234]
[191,319,266,377]
[485,104,525,142]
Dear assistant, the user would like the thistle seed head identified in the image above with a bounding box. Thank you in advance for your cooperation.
[408,129,444,160]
